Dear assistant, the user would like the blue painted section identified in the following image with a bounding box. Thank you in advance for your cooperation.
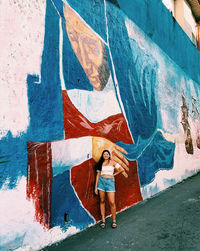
[0,132,27,189]
[104,3,175,186]
[117,131,175,186]
[105,45,124,115]
[51,170,94,229]
[51,0,64,18]
[117,0,200,84]
[27,0,64,142]
[52,164,71,177]
[53,0,175,188]
[106,3,158,142]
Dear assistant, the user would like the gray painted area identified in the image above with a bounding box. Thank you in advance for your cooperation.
[44,172,200,251]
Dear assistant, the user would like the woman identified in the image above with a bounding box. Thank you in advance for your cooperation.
[94,150,125,229]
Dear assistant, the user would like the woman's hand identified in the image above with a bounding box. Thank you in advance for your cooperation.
[114,166,128,178]
[92,137,129,176]
[94,188,98,195]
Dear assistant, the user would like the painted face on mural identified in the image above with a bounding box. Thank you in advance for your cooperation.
[63,3,110,91]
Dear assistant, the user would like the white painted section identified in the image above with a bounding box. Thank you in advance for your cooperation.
[162,0,175,15]
[0,177,80,250]
[51,137,92,175]
[59,17,66,91]
[67,76,121,123]
[0,0,46,138]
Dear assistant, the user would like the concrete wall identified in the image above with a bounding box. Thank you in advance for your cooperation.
[1,0,200,250]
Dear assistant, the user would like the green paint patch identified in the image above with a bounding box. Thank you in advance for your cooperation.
[0,156,10,165]
[0,155,10,159]
[0,161,10,164]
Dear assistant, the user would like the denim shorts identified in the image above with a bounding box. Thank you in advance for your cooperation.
[97,176,115,192]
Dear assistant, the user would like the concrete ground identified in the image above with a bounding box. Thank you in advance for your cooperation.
[43,172,200,251]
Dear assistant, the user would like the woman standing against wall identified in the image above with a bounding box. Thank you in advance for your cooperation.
[95,150,125,229]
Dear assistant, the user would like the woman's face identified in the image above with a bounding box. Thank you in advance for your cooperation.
[103,151,110,160]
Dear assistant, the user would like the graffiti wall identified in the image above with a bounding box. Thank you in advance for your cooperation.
[0,0,200,250]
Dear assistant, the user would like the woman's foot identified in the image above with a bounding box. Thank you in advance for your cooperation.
[100,221,105,229]
[112,221,117,228]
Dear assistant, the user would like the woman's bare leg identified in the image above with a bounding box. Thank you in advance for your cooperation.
[107,192,116,222]
[99,190,106,222]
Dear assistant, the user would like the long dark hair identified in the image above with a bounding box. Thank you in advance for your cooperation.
[95,150,111,171]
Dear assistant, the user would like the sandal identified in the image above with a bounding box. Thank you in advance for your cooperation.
[112,221,117,229]
[100,221,105,229]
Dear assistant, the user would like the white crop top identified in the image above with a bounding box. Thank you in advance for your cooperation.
[99,163,120,176]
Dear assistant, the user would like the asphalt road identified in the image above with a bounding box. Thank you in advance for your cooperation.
[43,172,200,251]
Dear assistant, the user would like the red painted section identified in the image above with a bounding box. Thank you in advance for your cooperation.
[27,142,52,229]
[27,90,142,227]
[63,90,142,219]
[62,90,133,144]
[71,158,142,221]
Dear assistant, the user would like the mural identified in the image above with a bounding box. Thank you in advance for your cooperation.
[0,0,200,250]
[27,0,142,230]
